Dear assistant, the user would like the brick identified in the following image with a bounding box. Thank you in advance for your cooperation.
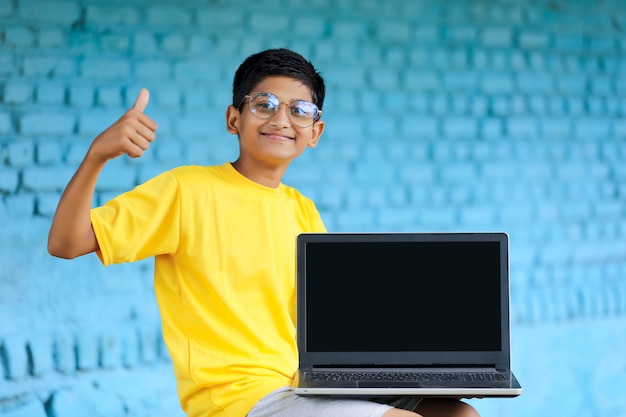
[403,70,439,90]
[518,31,550,49]
[378,208,415,230]
[17,0,80,23]
[589,76,613,95]
[553,33,585,52]
[174,59,221,82]
[479,118,504,139]
[444,26,477,44]
[4,83,33,104]
[36,83,66,105]
[101,33,131,53]
[0,397,47,417]
[20,112,75,136]
[507,117,538,138]
[27,335,53,376]
[374,21,410,42]
[481,27,513,48]
[4,26,35,47]
[0,0,13,15]
[36,192,60,217]
[97,163,137,191]
[441,71,477,92]
[81,58,130,79]
[317,186,343,209]
[133,31,159,55]
[135,59,173,80]
[556,74,588,94]
[574,118,612,139]
[541,118,572,138]
[139,325,159,364]
[96,86,122,108]
[147,5,192,26]
[1,336,28,379]
[162,34,187,54]
[4,195,35,218]
[0,53,15,76]
[364,115,395,138]
[336,208,375,231]
[0,111,11,133]
[23,56,74,77]
[398,163,436,184]
[367,67,399,90]
[325,66,366,89]
[250,13,289,33]
[517,72,553,94]
[0,169,18,193]
[100,331,122,369]
[75,331,99,370]
[400,116,438,139]
[417,207,456,227]
[480,72,514,94]
[86,4,139,25]
[442,116,477,138]
[36,28,64,48]
[292,16,326,37]
[7,141,34,166]
[353,162,395,184]
[68,84,95,107]
[22,166,75,191]
[332,20,369,39]
[587,35,618,53]
[459,205,496,227]
[481,161,518,180]
[438,161,477,183]
[78,109,122,136]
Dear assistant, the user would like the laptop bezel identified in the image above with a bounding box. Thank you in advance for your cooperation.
[296,232,512,371]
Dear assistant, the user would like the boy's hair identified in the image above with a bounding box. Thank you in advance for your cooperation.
[232,48,325,112]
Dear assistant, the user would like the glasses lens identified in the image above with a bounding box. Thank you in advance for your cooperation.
[249,93,279,118]
[247,92,319,127]
[289,100,318,126]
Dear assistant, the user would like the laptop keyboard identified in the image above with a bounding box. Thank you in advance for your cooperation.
[304,370,508,383]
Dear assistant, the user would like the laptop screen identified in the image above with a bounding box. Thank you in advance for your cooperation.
[297,233,510,366]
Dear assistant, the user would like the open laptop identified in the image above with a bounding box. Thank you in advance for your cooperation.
[293,232,522,398]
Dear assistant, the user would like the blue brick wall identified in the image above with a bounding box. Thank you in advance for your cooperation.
[1,0,625,416]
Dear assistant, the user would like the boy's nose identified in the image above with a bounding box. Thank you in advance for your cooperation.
[270,103,292,126]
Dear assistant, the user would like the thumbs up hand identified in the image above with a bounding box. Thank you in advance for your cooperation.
[88,88,158,162]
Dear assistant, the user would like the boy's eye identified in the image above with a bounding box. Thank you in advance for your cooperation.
[291,101,316,118]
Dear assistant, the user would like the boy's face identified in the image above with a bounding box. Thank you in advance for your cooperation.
[226,76,325,167]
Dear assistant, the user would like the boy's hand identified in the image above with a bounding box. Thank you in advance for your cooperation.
[88,88,158,162]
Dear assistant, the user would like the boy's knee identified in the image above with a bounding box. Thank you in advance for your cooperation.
[413,398,480,417]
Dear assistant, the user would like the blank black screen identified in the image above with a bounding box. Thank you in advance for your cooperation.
[305,241,502,352]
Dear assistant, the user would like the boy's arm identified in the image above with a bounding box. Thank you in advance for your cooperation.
[47,89,158,259]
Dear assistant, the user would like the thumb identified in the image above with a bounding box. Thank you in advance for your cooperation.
[132,88,150,112]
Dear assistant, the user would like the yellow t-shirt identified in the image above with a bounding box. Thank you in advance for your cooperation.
[91,163,326,417]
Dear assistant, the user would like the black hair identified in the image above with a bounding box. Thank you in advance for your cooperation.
[232,48,325,112]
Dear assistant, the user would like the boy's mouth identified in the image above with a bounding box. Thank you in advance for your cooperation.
[263,132,294,141]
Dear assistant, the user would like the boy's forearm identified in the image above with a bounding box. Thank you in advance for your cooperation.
[47,153,105,259]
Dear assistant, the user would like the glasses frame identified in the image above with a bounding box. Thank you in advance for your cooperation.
[238,92,322,128]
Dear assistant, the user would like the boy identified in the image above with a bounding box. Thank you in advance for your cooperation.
[48,48,480,417]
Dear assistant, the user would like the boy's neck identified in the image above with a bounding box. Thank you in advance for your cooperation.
[231,159,288,188]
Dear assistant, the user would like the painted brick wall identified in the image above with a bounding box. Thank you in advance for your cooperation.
[1,0,625,416]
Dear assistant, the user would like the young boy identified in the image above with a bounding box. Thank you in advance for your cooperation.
[48,48,480,417]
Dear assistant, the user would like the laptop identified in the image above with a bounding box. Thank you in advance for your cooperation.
[293,232,522,398]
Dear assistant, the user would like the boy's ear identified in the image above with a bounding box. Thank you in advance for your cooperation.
[307,119,325,148]
[226,105,240,134]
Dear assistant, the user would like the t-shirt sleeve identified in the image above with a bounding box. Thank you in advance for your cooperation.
[91,171,181,266]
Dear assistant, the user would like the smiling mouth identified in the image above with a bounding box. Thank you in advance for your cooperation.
[263,132,294,141]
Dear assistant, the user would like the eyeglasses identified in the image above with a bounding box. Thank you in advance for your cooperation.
[239,92,322,128]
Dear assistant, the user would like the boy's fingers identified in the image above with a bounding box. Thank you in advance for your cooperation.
[132,88,150,112]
